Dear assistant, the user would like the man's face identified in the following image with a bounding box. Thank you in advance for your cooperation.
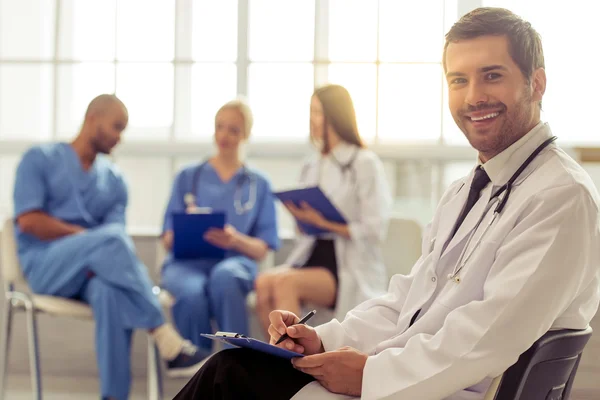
[90,104,128,154]
[445,35,544,162]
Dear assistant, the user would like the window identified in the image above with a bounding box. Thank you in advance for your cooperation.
[378,64,443,142]
[0,0,462,144]
[0,0,55,60]
[0,65,53,140]
[57,64,115,138]
[248,63,314,139]
[248,0,315,140]
[325,0,455,144]
[328,0,378,62]
[58,0,116,61]
[116,63,174,140]
[328,64,377,140]
[192,1,238,62]
[189,64,237,139]
[116,0,175,62]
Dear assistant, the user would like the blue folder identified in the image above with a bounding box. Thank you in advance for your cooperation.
[274,186,346,235]
[172,212,226,260]
[201,333,304,360]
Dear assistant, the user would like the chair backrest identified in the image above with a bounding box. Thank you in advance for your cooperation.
[492,327,593,400]
[382,217,422,280]
[1,218,28,289]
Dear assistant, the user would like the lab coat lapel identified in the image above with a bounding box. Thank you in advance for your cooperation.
[441,184,493,261]
[429,180,469,263]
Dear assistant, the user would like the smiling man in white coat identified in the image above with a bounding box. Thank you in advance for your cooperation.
[173,7,600,400]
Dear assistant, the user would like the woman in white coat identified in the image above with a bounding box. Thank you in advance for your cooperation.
[254,84,392,335]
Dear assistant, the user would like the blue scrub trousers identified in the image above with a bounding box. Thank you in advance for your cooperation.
[23,224,165,400]
[161,256,256,356]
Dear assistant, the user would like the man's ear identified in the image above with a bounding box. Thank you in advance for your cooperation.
[531,67,546,103]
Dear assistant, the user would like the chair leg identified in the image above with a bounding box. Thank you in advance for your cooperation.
[0,298,14,400]
[147,336,163,400]
[24,303,42,400]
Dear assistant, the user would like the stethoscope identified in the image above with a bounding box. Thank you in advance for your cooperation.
[300,148,360,185]
[184,161,257,215]
[447,135,558,284]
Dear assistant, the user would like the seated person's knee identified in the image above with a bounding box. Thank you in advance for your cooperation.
[176,285,207,307]
[95,223,132,249]
[254,274,274,308]
[272,273,297,302]
[208,261,239,288]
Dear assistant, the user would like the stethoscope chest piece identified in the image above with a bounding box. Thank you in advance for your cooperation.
[184,193,196,207]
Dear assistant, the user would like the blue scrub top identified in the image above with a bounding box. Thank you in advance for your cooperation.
[162,162,280,265]
[13,143,128,270]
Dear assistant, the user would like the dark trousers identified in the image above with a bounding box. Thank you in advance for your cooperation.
[173,348,315,400]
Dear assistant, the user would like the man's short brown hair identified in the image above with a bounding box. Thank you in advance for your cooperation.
[443,7,545,84]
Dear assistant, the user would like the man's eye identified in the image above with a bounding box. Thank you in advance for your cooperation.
[485,73,501,80]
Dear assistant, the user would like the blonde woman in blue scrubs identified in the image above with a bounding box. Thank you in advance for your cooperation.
[160,99,280,376]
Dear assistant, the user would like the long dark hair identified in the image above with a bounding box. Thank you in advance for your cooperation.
[313,84,365,154]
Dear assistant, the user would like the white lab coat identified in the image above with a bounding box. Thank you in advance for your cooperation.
[292,122,600,400]
[284,142,392,321]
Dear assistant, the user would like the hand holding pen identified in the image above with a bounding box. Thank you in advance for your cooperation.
[269,309,324,356]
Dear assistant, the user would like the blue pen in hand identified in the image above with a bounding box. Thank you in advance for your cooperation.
[275,309,317,345]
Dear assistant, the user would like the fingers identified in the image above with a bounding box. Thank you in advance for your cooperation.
[268,324,284,343]
[205,228,224,236]
[204,229,228,242]
[292,353,326,368]
[300,201,312,210]
[203,233,220,244]
[294,365,326,377]
[268,310,299,335]
[286,324,316,340]
[285,201,301,215]
[267,326,305,353]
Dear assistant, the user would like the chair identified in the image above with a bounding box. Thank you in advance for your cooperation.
[381,216,422,279]
[483,327,593,400]
[0,219,163,400]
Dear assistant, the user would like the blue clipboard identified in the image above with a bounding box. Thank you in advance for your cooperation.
[274,186,346,235]
[201,333,304,360]
[172,212,226,260]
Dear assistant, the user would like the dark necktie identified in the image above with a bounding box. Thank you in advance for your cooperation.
[451,166,490,239]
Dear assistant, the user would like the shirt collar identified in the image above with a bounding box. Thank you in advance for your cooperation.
[328,141,359,164]
[479,121,553,187]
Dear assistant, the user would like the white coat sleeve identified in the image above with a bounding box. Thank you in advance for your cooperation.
[315,273,415,353]
[347,153,392,243]
[316,222,435,353]
[360,183,600,400]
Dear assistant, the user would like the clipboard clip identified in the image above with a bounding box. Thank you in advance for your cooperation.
[215,331,250,341]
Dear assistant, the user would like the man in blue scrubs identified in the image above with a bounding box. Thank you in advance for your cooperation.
[13,94,206,400]
[160,99,280,375]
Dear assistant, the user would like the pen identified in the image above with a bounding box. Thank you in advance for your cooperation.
[275,309,317,345]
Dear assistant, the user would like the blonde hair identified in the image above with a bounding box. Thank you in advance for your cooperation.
[216,97,254,138]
